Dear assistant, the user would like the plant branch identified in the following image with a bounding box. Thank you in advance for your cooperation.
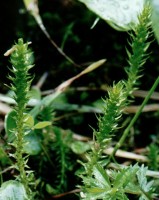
[110,76,159,161]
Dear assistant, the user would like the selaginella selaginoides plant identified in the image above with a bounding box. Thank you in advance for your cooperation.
[0,39,37,200]
[79,4,156,200]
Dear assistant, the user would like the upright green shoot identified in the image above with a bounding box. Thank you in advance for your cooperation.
[124,4,152,96]
[79,3,155,199]
[7,38,34,199]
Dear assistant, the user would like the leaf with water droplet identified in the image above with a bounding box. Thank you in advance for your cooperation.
[0,180,27,200]
[151,0,159,44]
[78,0,146,31]
[23,131,42,155]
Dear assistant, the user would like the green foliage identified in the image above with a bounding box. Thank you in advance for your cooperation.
[1,39,51,199]
[71,141,91,154]
[79,3,157,200]
[77,0,145,31]
[124,4,152,96]
[147,143,159,170]
[33,105,73,194]
[151,0,159,44]
[1,1,159,200]
[80,164,153,200]
[136,165,154,199]
[96,82,127,145]
[7,39,35,199]
[52,126,73,192]
[0,180,27,200]
[5,110,42,155]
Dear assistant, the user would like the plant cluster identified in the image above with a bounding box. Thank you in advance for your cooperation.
[0,1,159,200]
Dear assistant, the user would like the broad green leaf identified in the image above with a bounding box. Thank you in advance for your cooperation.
[151,0,159,44]
[28,87,41,106]
[23,131,41,155]
[78,0,146,30]
[5,111,35,142]
[92,99,105,110]
[0,180,27,200]
[4,110,16,142]
[33,121,52,129]
[52,93,68,104]
[29,87,41,100]
[46,184,58,195]
[24,113,34,128]
[4,110,41,155]
[0,93,15,104]
[0,147,11,166]
[71,141,91,154]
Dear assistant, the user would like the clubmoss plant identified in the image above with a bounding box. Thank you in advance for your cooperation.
[147,143,159,171]
[38,106,72,193]
[52,126,72,192]
[102,3,151,164]
[79,3,156,199]
[124,4,152,97]
[7,38,35,199]
[81,82,127,177]
[1,2,159,199]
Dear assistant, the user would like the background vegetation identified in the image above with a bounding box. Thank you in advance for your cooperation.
[0,0,159,199]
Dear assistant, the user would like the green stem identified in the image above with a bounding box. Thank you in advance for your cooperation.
[110,76,159,161]
[16,110,29,193]
[41,143,55,168]
[8,39,34,199]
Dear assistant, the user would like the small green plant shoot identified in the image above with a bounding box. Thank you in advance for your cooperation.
[0,1,159,200]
